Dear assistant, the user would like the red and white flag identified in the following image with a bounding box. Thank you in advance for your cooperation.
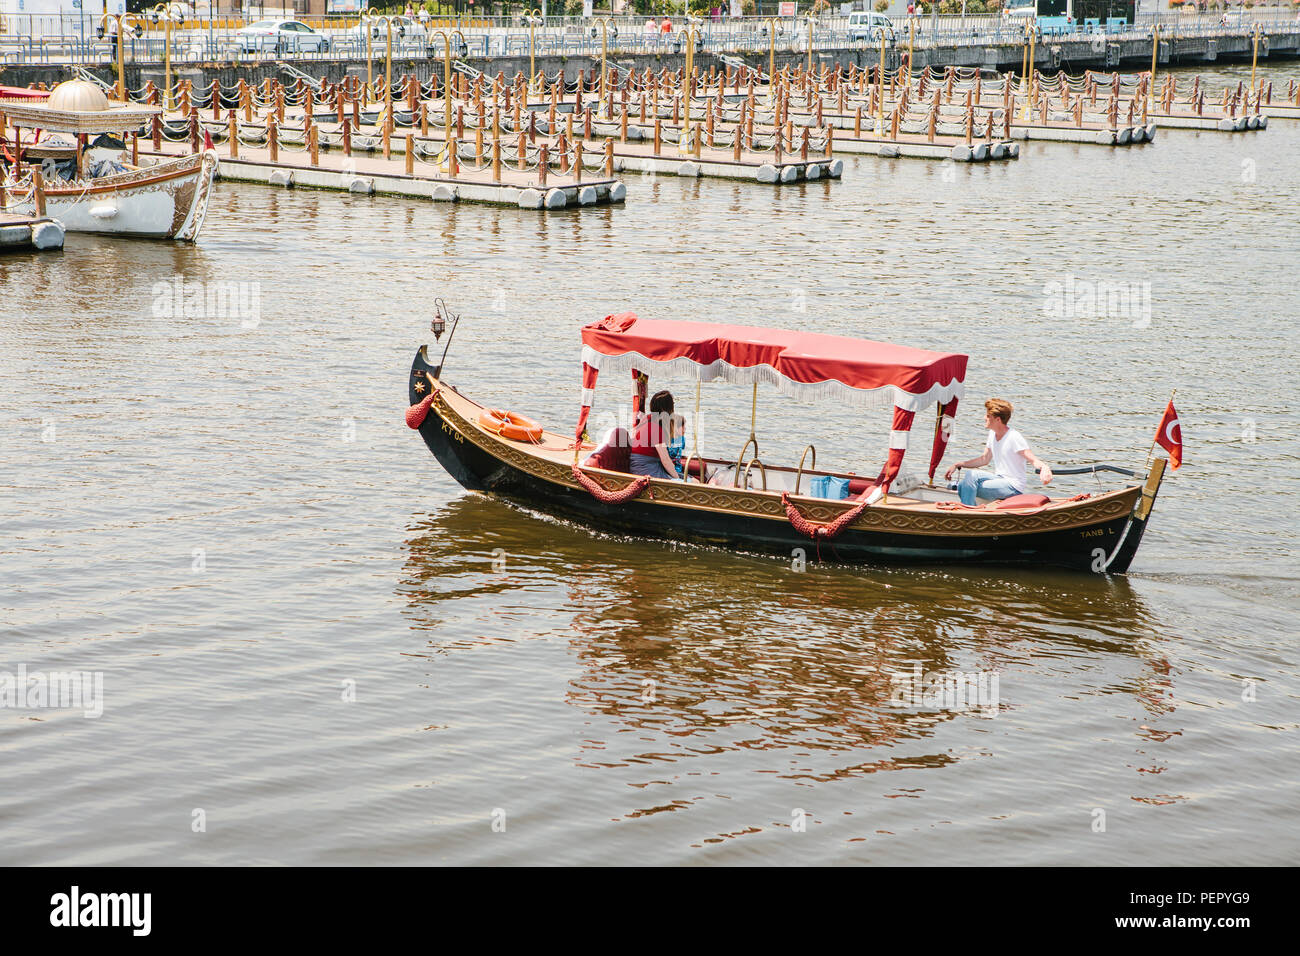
[1154,401,1182,470]
[202,129,215,152]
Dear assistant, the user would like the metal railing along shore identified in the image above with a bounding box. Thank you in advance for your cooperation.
[1,10,1297,69]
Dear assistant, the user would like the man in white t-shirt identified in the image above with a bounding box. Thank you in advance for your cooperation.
[943,398,1054,506]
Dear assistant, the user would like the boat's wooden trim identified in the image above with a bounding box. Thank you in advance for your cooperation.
[424,375,1141,539]
[40,153,206,198]
[1136,456,1166,521]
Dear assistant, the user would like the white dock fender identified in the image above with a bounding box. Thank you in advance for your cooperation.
[543,188,568,209]
[991,142,1008,159]
[1096,128,1115,145]
[609,181,627,202]
[878,144,900,158]
[268,168,293,187]
[677,160,701,177]
[1116,127,1132,144]
[516,188,543,209]
[949,144,973,162]
[432,184,458,202]
[578,185,598,205]
[971,142,990,161]
[779,165,799,182]
[804,163,822,179]
[1217,117,1236,131]
[31,220,65,249]
[756,163,779,183]
[827,158,844,177]
[346,176,374,194]
[88,203,119,219]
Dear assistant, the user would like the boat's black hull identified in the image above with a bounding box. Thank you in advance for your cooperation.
[410,349,1160,574]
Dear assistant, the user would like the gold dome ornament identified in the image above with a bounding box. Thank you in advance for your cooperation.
[46,80,111,114]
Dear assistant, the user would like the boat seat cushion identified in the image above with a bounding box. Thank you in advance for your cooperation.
[993,493,1052,509]
[583,427,631,473]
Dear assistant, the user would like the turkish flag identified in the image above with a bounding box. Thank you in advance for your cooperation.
[1154,401,1182,469]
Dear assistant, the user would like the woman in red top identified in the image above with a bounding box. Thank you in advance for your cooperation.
[629,390,679,479]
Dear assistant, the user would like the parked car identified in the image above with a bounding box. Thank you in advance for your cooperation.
[237,20,331,55]
[848,12,895,42]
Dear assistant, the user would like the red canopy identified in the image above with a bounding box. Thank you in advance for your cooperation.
[575,314,968,494]
[580,314,966,411]
[0,87,50,102]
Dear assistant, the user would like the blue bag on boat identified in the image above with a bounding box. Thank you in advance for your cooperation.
[810,475,850,500]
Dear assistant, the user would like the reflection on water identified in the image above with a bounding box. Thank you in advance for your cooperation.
[398,496,1174,783]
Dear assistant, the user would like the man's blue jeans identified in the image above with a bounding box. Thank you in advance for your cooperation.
[957,470,1021,506]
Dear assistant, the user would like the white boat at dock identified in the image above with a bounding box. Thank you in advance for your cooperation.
[1,80,217,241]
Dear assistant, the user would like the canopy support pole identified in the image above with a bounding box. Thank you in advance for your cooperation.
[692,380,701,462]
[931,402,944,487]
[733,383,760,489]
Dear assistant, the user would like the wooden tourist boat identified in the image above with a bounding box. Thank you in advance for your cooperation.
[406,312,1168,573]
[1,81,216,241]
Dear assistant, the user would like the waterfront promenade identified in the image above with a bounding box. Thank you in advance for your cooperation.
[4,11,1300,90]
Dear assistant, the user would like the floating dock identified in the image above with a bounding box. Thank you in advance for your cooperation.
[0,212,64,252]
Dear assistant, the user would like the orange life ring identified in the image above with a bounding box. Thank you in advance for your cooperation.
[478,407,543,443]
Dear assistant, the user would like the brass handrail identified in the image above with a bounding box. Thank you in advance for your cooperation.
[743,457,768,492]
[682,452,703,483]
[794,444,816,495]
[732,435,759,487]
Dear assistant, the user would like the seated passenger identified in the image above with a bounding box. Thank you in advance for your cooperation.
[943,398,1054,506]
[628,390,679,480]
[667,413,686,477]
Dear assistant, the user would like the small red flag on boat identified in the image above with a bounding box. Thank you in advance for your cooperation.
[202,129,215,151]
[1154,401,1182,469]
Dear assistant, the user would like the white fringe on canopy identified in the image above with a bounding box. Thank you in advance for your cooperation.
[581,346,965,414]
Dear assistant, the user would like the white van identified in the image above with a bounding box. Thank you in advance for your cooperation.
[848,12,896,42]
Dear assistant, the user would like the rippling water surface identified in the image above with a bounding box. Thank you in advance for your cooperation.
[1,64,1296,865]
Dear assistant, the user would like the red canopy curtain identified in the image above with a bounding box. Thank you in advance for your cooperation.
[872,405,916,494]
[927,397,959,483]
[575,360,599,443]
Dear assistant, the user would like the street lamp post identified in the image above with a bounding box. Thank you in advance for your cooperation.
[526,8,543,102]
[1147,22,1160,114]
[765,16,778,85]
[678,25,698,134]
[876,30,885,134]
[149,2,184,112]
[98,12,145,103]
[434,28,467,145]
[805,14,813,74]
[596,16,613,110]
[363,7,379,107]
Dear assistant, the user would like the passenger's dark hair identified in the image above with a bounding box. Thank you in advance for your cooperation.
[648,390,674,415]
